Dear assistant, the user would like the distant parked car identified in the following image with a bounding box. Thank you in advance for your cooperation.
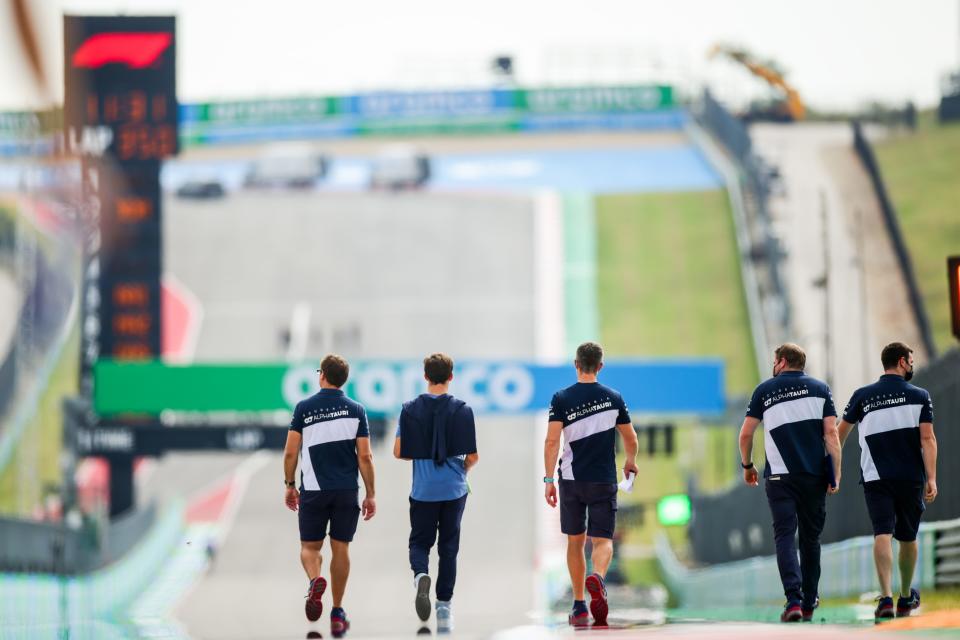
[369,145,430,191]
[175,180,225,200]
[245,143,328,189]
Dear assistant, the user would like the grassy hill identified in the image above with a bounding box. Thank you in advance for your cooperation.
[595,189,758,584]
[596,189,758,395]
[874,115,960,354]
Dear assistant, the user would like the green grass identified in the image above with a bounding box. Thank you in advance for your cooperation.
[874,115,960,354]
[595,189,761,590]
[0,325,79,516]
[596,190,758,396]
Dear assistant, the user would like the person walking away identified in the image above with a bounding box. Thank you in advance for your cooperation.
[738,343,841,623]
[394,353,478,632]
[284,354,377,635]
[543,341,638,626]
[838,342,937,621]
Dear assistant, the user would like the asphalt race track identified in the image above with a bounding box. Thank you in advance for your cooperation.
[161,189,539,638]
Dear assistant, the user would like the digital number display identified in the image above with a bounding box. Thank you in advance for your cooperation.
[64,16,178,159]
[64,16,177,365]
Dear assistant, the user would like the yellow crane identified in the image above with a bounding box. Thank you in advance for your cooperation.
[709,45,806,122]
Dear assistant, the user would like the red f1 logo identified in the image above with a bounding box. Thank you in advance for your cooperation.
[72,32,172,69]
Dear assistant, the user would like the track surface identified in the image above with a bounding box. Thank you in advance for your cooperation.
[159,189,538,638]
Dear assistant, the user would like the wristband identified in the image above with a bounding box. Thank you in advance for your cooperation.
[741,461,754,470]
[543,477,555,483]
[284,480,296,488]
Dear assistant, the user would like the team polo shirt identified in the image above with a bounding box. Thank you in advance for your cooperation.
[746,371,836,477]
[290,388,370,491]
[549,382,631,483]
[842,374,933,483]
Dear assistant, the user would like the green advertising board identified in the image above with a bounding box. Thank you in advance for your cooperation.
[517,85,674,113]
[191,96,338,124]
[184,85,676,128]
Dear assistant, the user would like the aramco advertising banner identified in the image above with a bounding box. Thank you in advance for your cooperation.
[93,358,724,417]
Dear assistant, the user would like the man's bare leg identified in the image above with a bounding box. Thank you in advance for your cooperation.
[589,537,613,578]
[301,540,324,580]
[566,533,587,600]
[874,534,894,597]
[898,540,918,597]
[330,539,351,608]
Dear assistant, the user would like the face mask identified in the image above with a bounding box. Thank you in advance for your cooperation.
[904,366,914,382]
[772,363,781,377]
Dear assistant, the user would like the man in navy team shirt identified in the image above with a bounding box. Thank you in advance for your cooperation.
[284,354,377,635]
[394,353,479,632]
[738,343,841,623]
[543,341,638,626]
[838,342,938,621]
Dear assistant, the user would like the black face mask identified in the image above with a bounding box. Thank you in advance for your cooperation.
[904,366,914,382]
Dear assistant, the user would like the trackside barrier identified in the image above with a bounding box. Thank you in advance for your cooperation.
[851,120,936,358]
[655,520,960,607]
[0,502,183,627]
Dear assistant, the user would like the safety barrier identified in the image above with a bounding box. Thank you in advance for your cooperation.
[0,503,157,574]
[693,90,792,358]
[0,502,183,627]
[851,120,936,358]
[658,520,950,607]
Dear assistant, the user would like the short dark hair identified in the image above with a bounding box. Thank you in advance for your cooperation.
[775,343,806,370]
[881,342,913,370]
[575,341,603,373]
[320,354,349,388]
[424,353,454,385]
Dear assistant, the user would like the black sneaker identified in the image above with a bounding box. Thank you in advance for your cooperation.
[896,588,920,617]
[875,596,895,621]
[780,602,802,623]
[802,597,819,622]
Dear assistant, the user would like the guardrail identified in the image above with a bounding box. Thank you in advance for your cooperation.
[851,120,937,358]
[693,90,792,360]
[0,503,156,574]
[658,519,960,607]
[0,503,183,626]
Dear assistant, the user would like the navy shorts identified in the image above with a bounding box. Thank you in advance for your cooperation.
[559,480,618,539]
[863,479,925,542]
[299,489,360,542]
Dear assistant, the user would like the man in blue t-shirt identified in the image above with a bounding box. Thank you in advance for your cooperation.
[738,343,841,623]
[838,342,937,621]
[543,342,638,627]
[284,354,377,634]
[394,353,479,632]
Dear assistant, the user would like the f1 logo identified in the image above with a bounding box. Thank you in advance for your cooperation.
[72,32,172,69]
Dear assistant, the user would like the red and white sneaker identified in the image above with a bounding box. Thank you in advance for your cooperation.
[585,573,609,626]
[305,576,326,622]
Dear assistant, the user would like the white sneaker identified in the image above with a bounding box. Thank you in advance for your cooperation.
[414,573,432,622]
[436,600,453,633]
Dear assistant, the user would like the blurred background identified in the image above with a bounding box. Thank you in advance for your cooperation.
[1,1,959,638]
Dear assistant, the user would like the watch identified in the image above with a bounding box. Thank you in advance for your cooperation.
[741,461,754,470]
[284,480,296,488]
[543,477,555,483]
